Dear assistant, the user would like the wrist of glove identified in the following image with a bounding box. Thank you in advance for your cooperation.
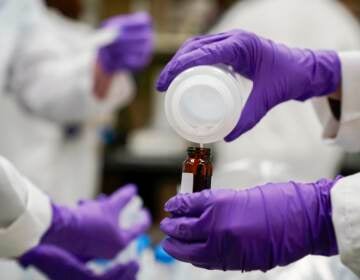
[160,177,341,271]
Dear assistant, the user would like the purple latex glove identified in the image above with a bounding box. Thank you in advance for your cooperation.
[19,245,138,280]
[98,12,153,73]
[41,184,151,260]
[160,178,340,271]
[156,30,341,141]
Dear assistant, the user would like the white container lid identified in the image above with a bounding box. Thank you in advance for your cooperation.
[165,65,248,144]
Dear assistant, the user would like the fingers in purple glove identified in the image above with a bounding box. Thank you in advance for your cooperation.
[224,87,269,141]
[157,33,236,92]
[160,216,207,242]
[102,12,152,30]
[156,31,251,92]
[176,32,235,57]
[164,190,212,217]
[99,12,154,73]
[108,184,137,212]
[102,261,139,280]
[156,44,223,92]
[19,245,94,280]
[102,36,153,58]
[121,12,152,27]
[122,209,151,243]
[162,237,208,266]
[42,183,148,261]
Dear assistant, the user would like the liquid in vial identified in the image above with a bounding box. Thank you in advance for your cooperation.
[180,146,212,193]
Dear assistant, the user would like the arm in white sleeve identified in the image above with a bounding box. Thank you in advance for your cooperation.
[331,173,360,277]
[0,156,51,258]
[312,51,360,152]
[312,52,360,275]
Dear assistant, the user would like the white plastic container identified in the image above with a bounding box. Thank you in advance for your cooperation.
[165,65,251,144]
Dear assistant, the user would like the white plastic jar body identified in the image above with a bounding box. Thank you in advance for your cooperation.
[165,65,251,144]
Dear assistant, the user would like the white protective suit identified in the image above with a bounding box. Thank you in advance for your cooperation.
[0,0,134,278]
[0,157,52,279]
[0,0,134,206]
[208,0,360,279]
[318,51,360,278]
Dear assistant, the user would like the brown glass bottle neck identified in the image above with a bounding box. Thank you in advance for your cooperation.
[187,147,211,160]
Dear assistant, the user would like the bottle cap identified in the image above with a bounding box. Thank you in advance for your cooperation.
[165,65,249,143]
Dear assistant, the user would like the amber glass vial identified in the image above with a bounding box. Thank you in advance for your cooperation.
[181,147,213,193]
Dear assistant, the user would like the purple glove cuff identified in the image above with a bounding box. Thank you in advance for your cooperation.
[40,203,74,248]
[273,177,340,269]
[310,176,342,256]
[296,50,341,101]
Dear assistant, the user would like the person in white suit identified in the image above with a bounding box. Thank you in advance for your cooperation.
[0,0,153,278]
[0,0,153,205]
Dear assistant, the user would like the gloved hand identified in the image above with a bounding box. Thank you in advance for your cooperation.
[19,245,138,280]
[156,30,341,141]
[160,178,340,271]
[41,184,151,260]
[98,12,153,73]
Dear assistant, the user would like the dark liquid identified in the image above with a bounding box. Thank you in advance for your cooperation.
[182,147,212,192]
[193,165,212,192]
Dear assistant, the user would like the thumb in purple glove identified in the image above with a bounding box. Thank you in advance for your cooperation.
[19,245,138,280]
[41,184,151,260]
[156,30,341,141]
[98,12,154,73]
[160,177,340,272]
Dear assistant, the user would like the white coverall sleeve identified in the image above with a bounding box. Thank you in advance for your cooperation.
[312,51,360,152]
[331,174,360,277]
[312,51,360,277]
[0,157,52,258]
